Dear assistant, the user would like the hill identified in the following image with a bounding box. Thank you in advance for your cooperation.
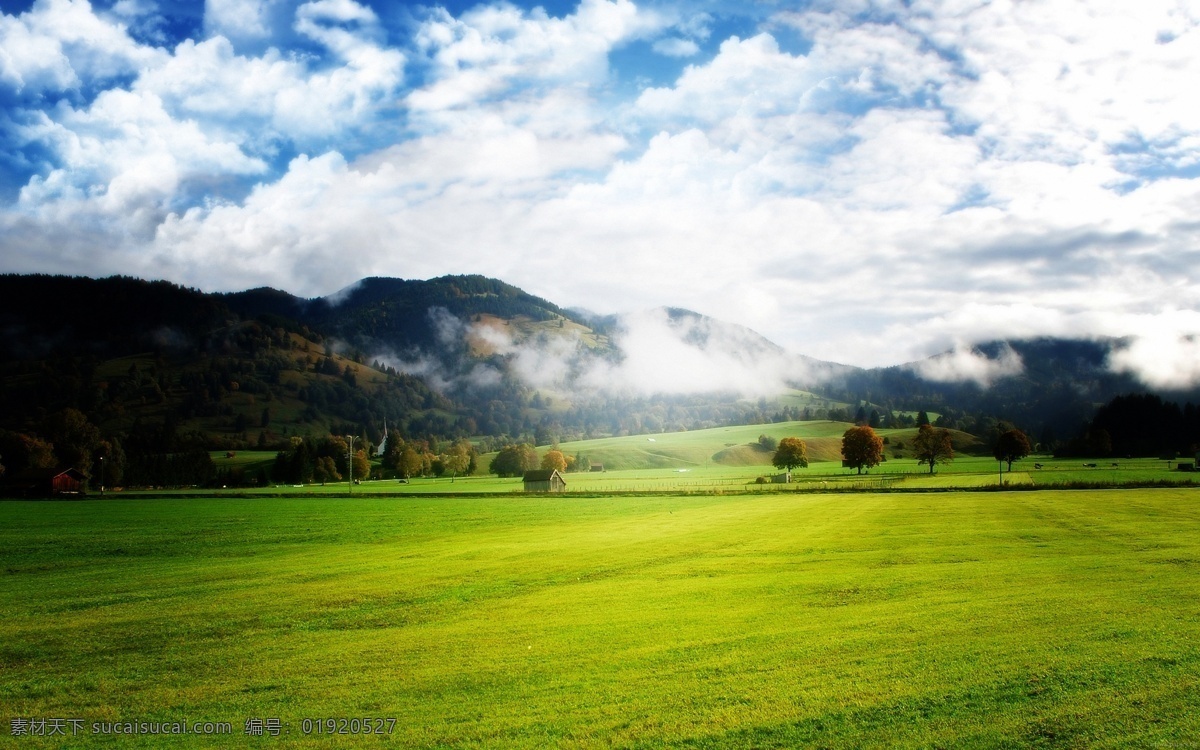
[545,421,983,472]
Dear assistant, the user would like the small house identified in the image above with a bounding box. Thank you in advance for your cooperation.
[590,464,605,472]
[771,472,791,484]
[523,469,567,493]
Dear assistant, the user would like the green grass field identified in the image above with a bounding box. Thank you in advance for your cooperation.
[3,489,1198,747]
[209,421,1200,496]
[202,451,1199,497]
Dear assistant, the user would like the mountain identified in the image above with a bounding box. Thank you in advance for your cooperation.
[823,337,1200,443]
[0,273,1192,461]
[223,275,589,354]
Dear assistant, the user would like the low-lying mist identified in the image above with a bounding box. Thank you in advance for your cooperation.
[375,307,837,400]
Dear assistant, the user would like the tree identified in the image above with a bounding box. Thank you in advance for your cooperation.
[399,447,423,479]
[994,428,1031,472]
[313,456,341,485]
[350,449,369,482]
[381,434,405,472]
[758,434,778,452]
[772,437,809,472]
[912,424,954,474]
[540,449,567,472]
[442,439,472,482]
[0,431,56,474]
[95,437,127,487]
[842,426,883,475]
[916,410,931,427]
[490,443,539,477]
[43,408,101,477]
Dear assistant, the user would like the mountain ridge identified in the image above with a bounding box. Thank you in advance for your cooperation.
[0,273,1190,454]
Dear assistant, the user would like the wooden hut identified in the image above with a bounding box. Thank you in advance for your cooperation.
[523,469,567,493]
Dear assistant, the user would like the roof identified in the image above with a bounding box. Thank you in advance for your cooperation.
[522,469,565,483]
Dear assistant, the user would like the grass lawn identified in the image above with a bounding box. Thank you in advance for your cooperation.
[2,489,1199,747]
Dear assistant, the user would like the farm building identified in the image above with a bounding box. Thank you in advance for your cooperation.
[771,472,791,484]
[2,467,86,497]
[590,464,605,472]
[523,469,567,493]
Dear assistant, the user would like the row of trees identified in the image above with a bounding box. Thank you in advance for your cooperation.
[488,444,592,477]
[768,424,1033,477]
[379,435,479,481]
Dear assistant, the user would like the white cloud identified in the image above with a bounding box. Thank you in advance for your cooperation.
[136,32,402,143]
[652,37,699,58]
[1109,334,1200,391]
[16,88,266,221]
[909,342,1024,387]
[0,0,165,93]
[204,0,284,44]
[408,0,662,114]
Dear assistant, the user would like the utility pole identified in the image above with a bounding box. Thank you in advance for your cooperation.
[347,435,355,496]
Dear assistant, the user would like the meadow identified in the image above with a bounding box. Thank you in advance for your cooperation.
[2,488,1198,747]
[201,419,1200,497]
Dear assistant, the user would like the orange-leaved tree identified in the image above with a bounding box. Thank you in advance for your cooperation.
[842,425,883,475]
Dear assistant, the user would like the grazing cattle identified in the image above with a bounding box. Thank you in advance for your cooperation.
[1083,463,1097,468]
[1111,462,1119,467]
[1034,463,1043,469]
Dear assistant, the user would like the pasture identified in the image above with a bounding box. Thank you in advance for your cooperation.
[204,419,1200,497]
[2,489,1198,747]
[202,454,1199,496]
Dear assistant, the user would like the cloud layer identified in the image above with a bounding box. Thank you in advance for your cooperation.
[2,0,1200,385]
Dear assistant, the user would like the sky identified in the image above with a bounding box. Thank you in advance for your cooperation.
[2,0,1200,377]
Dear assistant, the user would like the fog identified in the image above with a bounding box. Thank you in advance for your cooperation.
[907,343,1025,387]
[377,307,829,399]
[1107,334,1200,391]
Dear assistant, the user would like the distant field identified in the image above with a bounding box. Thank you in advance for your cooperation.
[198,452,1199,497]
[483,420,983,473]
[2,490,1197,747]
[207,423,1198,496]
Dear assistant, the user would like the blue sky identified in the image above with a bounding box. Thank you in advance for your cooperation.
[2,0,1200,384]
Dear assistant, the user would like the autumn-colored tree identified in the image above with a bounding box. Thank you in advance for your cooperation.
[912,424,954,474]
[540,449,567,472]
[772,437,809,472]
[351,449,369,481]
[490,444,538,477]
[842,425,883,475]
[994,428,1031,472]
[0,431,57,474]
